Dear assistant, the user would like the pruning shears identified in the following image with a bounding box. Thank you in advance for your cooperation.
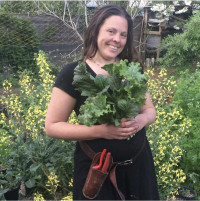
[92,149,111,173]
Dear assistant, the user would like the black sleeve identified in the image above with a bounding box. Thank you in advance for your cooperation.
[54,61,80,99]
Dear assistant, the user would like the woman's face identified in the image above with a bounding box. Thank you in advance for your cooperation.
[96,15,128,61]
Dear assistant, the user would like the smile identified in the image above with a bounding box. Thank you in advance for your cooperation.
[109,45,118,50]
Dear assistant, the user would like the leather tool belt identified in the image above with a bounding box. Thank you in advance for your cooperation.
[79,139,146,200]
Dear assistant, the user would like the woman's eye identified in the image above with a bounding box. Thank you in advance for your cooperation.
[121,33,127,38]
[108,29,114,34]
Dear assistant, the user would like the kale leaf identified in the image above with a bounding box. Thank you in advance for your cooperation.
[72,60,147,126]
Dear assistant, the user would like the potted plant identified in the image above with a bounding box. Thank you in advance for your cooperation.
[177,186,197,200]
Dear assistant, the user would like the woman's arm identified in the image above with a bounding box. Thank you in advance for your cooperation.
[45,87,98,140]
[137,92,156,127]
[45,87,137,140]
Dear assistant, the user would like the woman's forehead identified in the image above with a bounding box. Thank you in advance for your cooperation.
[101,15,128,30]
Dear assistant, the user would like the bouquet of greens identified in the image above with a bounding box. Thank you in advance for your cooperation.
[72,60,147,126]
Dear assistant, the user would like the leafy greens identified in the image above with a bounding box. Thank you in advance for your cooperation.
[72,59,148,126]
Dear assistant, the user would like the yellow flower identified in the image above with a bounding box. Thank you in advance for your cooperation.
[61,192,73,201]
[33,192,45,201]
[46,172,59,194]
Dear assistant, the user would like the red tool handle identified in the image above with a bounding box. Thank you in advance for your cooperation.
[93,149,107,170]
[101,152,111,173]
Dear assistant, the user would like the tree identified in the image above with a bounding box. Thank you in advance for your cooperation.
[0,11,40,76]
[158,10,200,71]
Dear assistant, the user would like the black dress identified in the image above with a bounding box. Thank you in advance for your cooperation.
[54,61,160,200]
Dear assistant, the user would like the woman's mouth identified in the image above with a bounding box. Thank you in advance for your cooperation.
[109,45,118,51]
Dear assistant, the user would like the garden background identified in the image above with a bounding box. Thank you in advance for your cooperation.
[0,1,200,200]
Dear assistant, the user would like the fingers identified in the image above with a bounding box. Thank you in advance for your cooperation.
[106,126,136,140]
[120,118,137,128]
[117,118,140,140]
[121,126,137,134]
[114,126,137,140]
[104,120,140,140]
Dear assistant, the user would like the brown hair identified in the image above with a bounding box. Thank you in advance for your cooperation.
[83,4,140,63]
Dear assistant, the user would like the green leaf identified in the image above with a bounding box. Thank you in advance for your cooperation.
[25,178,35,188]
[73,62,105,96]
[117,99,140,118]
[0,188,9,197]
[78,94,114,126]
[29,163,41,173]
[94,74,110,93]
[0,179,8,185]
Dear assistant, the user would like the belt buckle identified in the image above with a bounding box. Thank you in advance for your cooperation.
[119,159,133,165]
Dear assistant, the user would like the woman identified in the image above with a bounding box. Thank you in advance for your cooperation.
[45,4,159,200]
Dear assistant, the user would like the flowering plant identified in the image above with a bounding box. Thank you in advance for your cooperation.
[146,68,191,199]
[0,51,75,200]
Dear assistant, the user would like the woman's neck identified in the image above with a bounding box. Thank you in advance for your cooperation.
[90,56,118,68]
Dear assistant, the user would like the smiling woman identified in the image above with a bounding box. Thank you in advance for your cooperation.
[94,15,128,62]
[45,4,159,200]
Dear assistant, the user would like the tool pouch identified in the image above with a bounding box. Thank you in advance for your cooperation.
[82,152,113,199]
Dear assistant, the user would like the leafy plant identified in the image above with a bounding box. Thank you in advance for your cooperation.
[42,25,57,40]
[178,186,196,198]
[146,68,191,200]
[0,113,12,166]
[0,11,40,77]
[172,68,200,198]
[146,68,177,107]
[0,1,38,14]
[158,11,200,71]
[73,60,147,126]
[0,51,75,200]
[0,135,75,200]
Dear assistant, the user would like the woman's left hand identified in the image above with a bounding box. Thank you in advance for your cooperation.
[120,93,156,138]
[120,114,147,136]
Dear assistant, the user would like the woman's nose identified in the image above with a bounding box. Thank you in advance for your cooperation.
[113,33,121,42]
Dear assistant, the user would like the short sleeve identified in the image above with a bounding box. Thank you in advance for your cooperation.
[54,61,80,99]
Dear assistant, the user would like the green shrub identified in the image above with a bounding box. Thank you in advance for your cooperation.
[0,11,40,76]
[0,1,37,14]
[172,68,200,198]
[146,68,191,199]
[158,11,200,71]
[42,24,57,40]
[0,51,75,200]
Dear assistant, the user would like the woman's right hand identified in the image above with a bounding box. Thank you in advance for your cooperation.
[97,122,137,140]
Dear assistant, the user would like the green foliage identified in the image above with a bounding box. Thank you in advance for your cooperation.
[0,51,75,200]
[0,1,37,14]
[158,11,200,71]
[146,68,191,200]
[0,50,197,199]
[0,11,40,76]
[0,113,12,165]
[42,24,57,40]
[173,69,200,120]
[106,1,129,8]
[0,1,67,16]
[73,60,147,126]
[1,135,74,200]
[172,68,200,197]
